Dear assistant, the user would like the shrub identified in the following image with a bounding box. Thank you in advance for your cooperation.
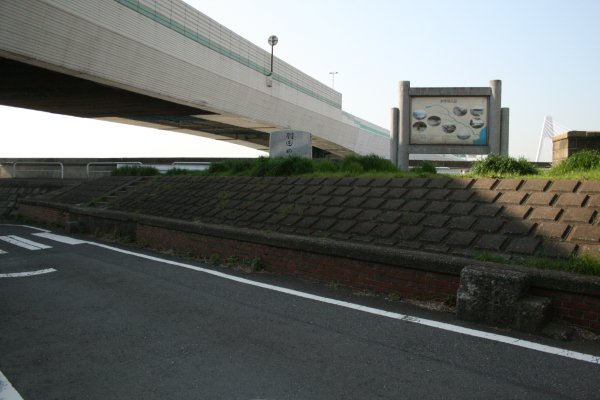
[412,160,437,175]
[471,154,538,177]
[258,156,314,176]
[313,159,340,173]
[551,150,600,174]
[208,159,255,175]
[111,166,160,176]
[341,154,397,173]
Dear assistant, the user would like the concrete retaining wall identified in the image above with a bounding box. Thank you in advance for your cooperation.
[553,131,600,164]
[15,175,600,334]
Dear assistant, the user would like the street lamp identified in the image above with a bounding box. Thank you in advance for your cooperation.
[329,71,338,89]
[268,35,278,76]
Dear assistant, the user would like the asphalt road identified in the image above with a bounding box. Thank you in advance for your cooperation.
[0,224,599,399]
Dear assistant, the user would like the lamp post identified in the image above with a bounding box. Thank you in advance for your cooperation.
[329,71,338,89]
[268,35,278,76]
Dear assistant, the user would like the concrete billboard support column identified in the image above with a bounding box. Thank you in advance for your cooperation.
[390,107,399,166]
[489,80,502,154]
[501,107,510,156]
[398,81,410,171]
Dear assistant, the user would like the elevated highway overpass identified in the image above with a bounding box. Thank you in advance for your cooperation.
[0,0,390,157]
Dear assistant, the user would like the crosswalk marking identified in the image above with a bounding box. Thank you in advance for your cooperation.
[0,235,52,251]
[33,232,87,245]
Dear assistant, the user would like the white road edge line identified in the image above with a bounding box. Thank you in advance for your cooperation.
[0,224,50,233]
[0,249,7,255]
[0,268,57,278]
[0,369,24,400]
[0,236,50,251]
[81,240,600,365]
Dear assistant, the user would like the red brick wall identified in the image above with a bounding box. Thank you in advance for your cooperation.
[137,224,459,301]
[533,288,600,332]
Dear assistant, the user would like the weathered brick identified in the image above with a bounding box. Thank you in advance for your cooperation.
[393,226,423,241]
[424,201,451,213]
[398,212,426,225]
[528,207,561,222]
[426,189,451,200]
[502,205,532,219]
[320,207,344,217]
[338,208,363,219]
[356,209,382,221]
[578,181,600,194]
[371,223,401,238]
[570,225,600,242]
[506,237,541,255]
[473,204,503,217]
[447,216,477,230]
[406,178,430,188]
[496,192,527,205]
[555,193,588,207]
[332,186,352,196]
[535,223,569,239]
[366,188,389,198]
[578,244,600,257]
[404,189,430,199]
[420,228,450,242]
[384,188,407,199]
[377,211,403,223]
[381,199,405,210]
[326,197,346,207]
[472,218,505,233]
[495,179,523,191]
[474,234,508,251]
[447,202,477,215]
[387,178,410,188]
[353,178,374,187]
[503,220,536,235]
[347,187,370,197]
[447,178,474,189]
[561,208,595,224]
[586,196,600,208]
[362,197,386,209]
[471,191,500,203]
[422,214,450,228]
[446,190,474,202]
[401,200,427,212]
[343,197,367,208]
[446,231,478,247]
[351,221,378,235]
[526,193,556,206]
[331,220,357,233]
[521,180,551,192]
[426,179,450,189]
[471,178,499,190]
[548,180,579,193]
[369,178,392,187]
[540,241,577,258]
[296,217,319,229]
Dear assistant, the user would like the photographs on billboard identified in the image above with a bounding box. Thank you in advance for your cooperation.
[410,97,488,145]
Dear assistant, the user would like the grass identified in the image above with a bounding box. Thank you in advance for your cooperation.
[475,251,600,276]
[470,154,539,178]
[204,154,440,178]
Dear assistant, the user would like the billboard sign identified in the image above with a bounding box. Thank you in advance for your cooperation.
[410,96,488,146]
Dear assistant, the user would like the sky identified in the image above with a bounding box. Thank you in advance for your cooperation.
[2,0,600,161]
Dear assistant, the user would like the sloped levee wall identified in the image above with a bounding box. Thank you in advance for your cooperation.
[16,176,600,333]
[0,179,77,218]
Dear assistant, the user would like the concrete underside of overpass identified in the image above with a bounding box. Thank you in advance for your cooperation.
[0,57,342,157]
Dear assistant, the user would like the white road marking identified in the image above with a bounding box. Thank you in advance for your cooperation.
[33,232,87,245]
[0,249,7,255]
[5,226,600,365]
[0,268,57,278]
[0,236,52,251]
[0,369,24,400]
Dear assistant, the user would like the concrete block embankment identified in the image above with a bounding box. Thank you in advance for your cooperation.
[16,176,600,334]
